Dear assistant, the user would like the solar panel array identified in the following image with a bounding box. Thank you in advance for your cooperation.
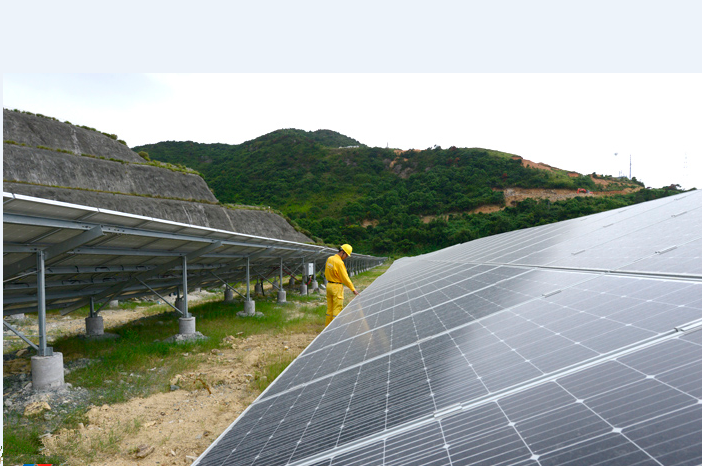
[195,189,702,466]
[3,192,384,316]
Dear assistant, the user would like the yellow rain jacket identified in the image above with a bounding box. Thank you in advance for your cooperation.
[324,254,355,326]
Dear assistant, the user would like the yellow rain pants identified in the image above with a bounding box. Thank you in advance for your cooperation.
[324,253,356,327]
[326,282,344,326]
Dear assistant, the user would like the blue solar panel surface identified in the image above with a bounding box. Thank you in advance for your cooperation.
[195,190,702,466]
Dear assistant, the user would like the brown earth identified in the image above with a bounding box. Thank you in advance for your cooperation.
[418,185,644,223]
[40,332,317,466]
[3,291,321,466]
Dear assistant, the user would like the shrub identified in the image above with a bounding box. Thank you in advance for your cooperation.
[138,151,151,161]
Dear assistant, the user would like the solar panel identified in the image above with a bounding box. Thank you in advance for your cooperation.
[195,189,702,466]
[3,192,384,316]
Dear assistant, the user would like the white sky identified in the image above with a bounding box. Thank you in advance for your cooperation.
[2,2,702,190]
[4,73,700,189]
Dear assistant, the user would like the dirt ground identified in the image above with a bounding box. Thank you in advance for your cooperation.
[417,184,644,223]
[41,332,317,466]
[3,291,319,466]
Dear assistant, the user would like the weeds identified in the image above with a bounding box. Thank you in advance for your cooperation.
[2,263,390,465]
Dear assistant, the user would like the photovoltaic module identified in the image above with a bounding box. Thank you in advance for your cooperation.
[195,190,702,466]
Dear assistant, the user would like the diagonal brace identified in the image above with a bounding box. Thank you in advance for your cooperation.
[60,240,223,315]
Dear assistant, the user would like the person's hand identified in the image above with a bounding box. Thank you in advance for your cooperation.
[353,290,359,296]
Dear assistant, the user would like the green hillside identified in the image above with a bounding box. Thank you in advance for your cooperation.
[133,129,681,256]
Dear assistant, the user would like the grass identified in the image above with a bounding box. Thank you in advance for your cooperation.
[3,262,391,465]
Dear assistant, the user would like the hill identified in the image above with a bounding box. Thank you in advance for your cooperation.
[134,130,684,256]
[2,109,311,243]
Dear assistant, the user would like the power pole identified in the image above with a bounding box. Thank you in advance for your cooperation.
[629,154,632,179]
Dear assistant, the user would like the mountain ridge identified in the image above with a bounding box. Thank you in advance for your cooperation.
[133,129,684,256]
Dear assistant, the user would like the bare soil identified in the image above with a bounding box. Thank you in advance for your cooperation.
[41,332,316,466]
[418,184,644,222]
[3,291,320,466]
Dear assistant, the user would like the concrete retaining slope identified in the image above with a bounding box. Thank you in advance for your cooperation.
[3,109,142,163]
[4,145,217,202]
[3,109,312,242]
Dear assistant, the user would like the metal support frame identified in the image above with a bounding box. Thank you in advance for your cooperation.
[89,297,98,318]
[60,240,222,315]
[280,258,284,290]
[182,256,189,318]
[251,265,280,289]
[3,320,39,351]
[246,257,251,301]
[135,278,184,316]
[4,225,104,280]
[36,250,52,356]
[209,271,246,298]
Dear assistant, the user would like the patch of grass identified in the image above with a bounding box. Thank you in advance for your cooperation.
[3,263,389,464]
[251,351,297,391]
[3,413,65,465]
[42,417,142,464]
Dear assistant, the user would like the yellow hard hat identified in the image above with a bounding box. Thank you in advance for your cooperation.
[340,244,353,256]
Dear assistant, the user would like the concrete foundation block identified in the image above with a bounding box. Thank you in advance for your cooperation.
[254,283,263,295]
[179,317,196,335]
[277,290,287,303]
[224,288,234,302]
[31,352,64,391]
[108,299,119,309]
[237,300,256,317]
[85,316,104,336]
[288,277,296,288]
[300,283,308,295]
[311,280,319,292]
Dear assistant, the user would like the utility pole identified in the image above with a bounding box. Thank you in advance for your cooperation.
[629,154,632,179]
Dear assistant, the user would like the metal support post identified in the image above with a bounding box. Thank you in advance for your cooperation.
[280,258,284,290]
[89,297,97,318]
[182,256,189,318]
[246,257,251,301]
[36,250,52,356]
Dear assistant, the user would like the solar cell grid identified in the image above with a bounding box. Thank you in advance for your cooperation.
[195,191,702,466]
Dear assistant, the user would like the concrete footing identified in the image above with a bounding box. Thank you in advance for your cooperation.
[300,283,308,295]
[85,316,104,336]
[224,288,234,302]
[179,317,196,335]
[7,313,25,321]
[254,283,263,295]
[289,277,296,288]
[31,352,64,391]
[108,299,119,309]
[277,290,287,303]
[311,280,319,293]
[237,300,257,317]
[174,298,184,313]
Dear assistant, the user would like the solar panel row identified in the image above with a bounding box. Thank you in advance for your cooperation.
[196,189,702,466]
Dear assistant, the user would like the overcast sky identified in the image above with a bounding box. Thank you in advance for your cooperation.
[4,73,700,190]
[3,2,702,190]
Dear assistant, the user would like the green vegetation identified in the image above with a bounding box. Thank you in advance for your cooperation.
[3,264,388,465]
[134,130,684,257]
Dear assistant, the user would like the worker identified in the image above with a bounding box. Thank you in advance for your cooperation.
[324,243,359,327]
